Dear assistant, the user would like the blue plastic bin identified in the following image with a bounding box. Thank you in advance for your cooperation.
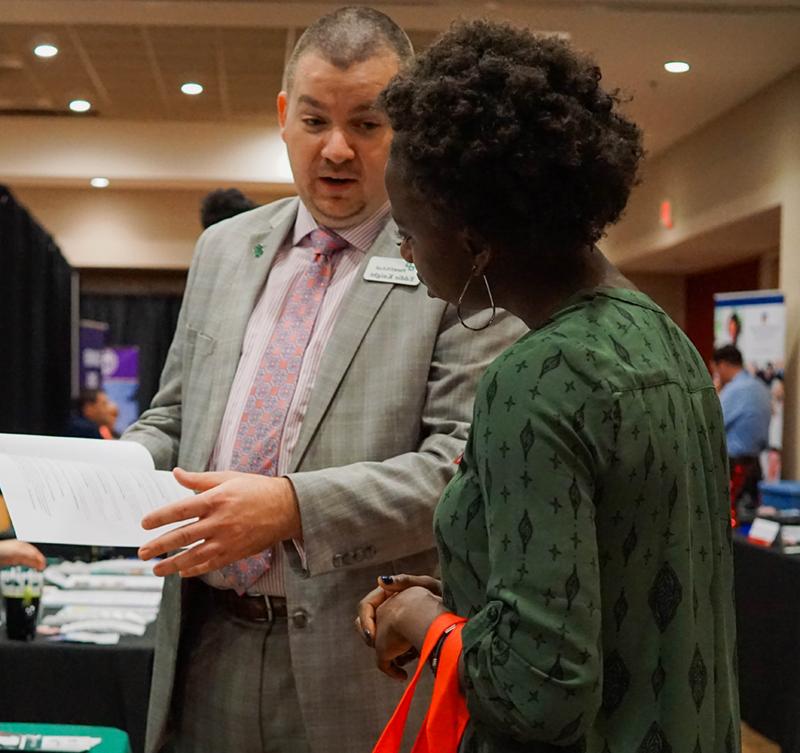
[758,480,800,509]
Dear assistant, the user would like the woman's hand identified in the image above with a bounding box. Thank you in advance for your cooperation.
[356,574,442,646]
[0,540,46,570]
[365,585,449,681]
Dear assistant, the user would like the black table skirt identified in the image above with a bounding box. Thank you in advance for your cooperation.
[0,617,154,753]
[734,536,800,753]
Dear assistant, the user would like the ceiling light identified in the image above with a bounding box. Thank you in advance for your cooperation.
[664,61,690,74]
[181,82,203,96]
[90,178,109,188]
[34,44,59,59]
[69,98,91,113]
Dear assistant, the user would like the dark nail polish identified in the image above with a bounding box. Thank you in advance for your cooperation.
[380,575,394,584]
[363,629,373,646]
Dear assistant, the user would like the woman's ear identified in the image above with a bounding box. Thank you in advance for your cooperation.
[459,227,495,276]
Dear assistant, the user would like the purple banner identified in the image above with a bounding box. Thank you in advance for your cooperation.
[101,346,140,435]
[79,320,108,391]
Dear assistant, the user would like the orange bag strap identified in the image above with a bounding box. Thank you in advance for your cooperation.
[419,621,469,752]
[372,612,468,753]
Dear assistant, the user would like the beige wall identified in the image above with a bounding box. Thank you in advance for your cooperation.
[11,185,288,269]
[626,273,686,329]
[606,66,800,476]
[7,66,800,476]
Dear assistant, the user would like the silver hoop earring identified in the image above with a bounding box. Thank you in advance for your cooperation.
[456,269,496,331]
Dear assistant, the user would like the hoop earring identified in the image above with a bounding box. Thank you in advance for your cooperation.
[456,268,496,331]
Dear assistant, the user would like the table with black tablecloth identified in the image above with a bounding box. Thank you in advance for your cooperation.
[0,617,154,753]
[734,536,800,753]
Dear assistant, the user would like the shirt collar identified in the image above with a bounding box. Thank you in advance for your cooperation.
[292,200,391,254]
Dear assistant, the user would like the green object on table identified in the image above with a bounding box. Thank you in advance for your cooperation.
[0,723,131,753]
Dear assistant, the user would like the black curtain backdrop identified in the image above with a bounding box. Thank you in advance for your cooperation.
[0,186,73,435]
[79,294,182,417]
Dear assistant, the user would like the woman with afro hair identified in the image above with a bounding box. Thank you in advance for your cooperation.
[358,19,739,753]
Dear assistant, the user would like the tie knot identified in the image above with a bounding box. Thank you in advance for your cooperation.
[303,227,349,257]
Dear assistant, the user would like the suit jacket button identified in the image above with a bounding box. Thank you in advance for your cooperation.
[292,609,309,629]
[332,554,344,568]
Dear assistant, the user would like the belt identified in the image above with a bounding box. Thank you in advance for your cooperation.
[210,585,288,623]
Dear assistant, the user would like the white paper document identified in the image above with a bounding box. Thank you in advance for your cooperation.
[0,433,192,547]
[41,585,163,609]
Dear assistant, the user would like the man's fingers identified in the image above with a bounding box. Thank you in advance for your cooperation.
[173,467,232,493]
[378,574,442,596]
[141,494,206,531]
[138,519,209,562]
[150,540,214,577]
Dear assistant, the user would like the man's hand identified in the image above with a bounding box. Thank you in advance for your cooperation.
[0,540,46,570]
[138,468,301,578]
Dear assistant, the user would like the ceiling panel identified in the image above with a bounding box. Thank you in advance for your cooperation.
[0,1,798,154]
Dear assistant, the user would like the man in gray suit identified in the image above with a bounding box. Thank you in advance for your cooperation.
[127,7,522,753]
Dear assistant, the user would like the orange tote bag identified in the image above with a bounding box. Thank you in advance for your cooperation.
[372,612,470,753]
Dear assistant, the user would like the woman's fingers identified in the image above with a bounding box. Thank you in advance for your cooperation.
[377,573,442,596]
[356,586,391,646]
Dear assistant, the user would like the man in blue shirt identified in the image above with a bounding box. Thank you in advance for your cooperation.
[713,345,772,513]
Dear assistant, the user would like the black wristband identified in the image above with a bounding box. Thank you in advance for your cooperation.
[428,623,458,676]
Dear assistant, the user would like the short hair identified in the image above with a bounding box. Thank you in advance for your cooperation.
[77,389,102,413]
[200,188,258,229]
[283,6,414,91]
[712,345,744,367]
[382,20,644,269]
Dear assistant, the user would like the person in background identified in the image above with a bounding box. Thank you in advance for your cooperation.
[713,344,772,512]
[200,187,259,229]
[124,7,522,753]
[0,539,46,569]
[65,389,116,440]
[358,20,739,753]
[727,312,742,348]
[98,399,120,440]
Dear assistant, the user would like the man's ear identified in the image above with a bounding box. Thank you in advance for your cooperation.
[277,91,289,136]
[460,227,495,277]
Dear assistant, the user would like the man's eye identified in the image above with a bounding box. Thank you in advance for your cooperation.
[358,121,382,131]
[302,117,324,127]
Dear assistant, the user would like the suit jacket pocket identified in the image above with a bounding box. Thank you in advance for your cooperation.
[180,327,219,468]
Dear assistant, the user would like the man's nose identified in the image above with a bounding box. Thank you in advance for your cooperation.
[399,242,413,264]
[321,128,356,163]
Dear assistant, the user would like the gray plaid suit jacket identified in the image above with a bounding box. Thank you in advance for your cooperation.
[124,197,524,753]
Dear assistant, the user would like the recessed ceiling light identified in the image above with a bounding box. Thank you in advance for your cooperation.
[181,82,203,96]
[34,44,59,59]
[90,177,110,188]
[664,61,690,74]
[69,98,91,113]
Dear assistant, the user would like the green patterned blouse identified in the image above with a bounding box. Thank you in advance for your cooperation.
[435,287,739,753]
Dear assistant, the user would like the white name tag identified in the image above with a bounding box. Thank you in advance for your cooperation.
[363,256,419,286]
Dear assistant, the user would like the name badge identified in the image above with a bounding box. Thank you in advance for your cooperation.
[363,256,419,286]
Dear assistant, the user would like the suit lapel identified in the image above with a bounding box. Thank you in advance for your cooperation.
[186,200,298,472]
[288,221,400,472]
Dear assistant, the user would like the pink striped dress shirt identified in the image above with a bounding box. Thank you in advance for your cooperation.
[203,200,391,595]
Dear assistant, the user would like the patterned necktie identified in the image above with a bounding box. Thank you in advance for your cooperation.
[221,227,349,593]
